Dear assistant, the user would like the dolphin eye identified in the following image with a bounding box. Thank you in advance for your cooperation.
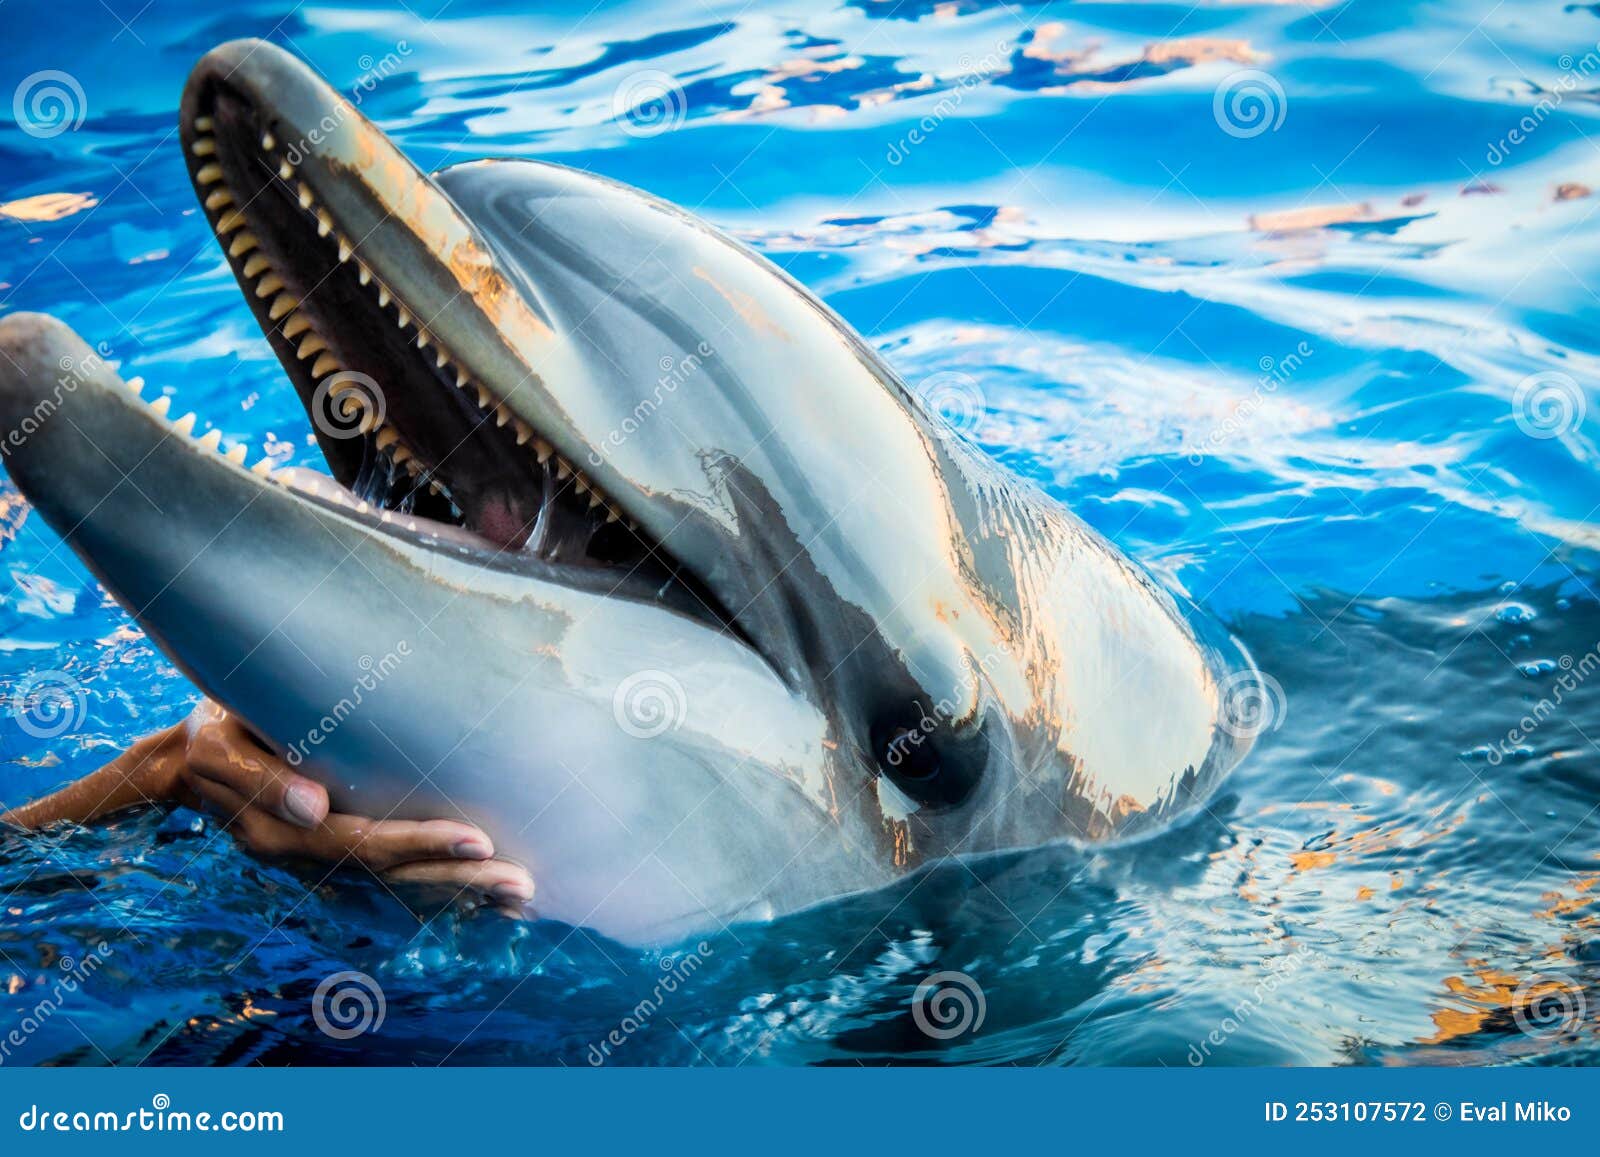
[871,707,983,809]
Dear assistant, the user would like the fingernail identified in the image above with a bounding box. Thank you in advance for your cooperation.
[452,836,492,860]
[283,783,321,827]
[491,880,534,904]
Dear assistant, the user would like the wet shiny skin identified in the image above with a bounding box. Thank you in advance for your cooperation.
[0,0,1597,1064]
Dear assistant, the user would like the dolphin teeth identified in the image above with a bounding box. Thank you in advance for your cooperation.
[436,348,449,369]
[533,438,552,464]
[254,274,285,298]
[261,132,275,151]
[572,475,589,496]
[297,334,327,360]
[392,444,413,464]
[337,237,353,263]
[282,312,312,339]
[204,189,233,211]
[377,288,390,308]
[126,376,144,397]
[278,160,294,181]
[359,411,380,436]
[150,396,171,417]
[298,184,314,210]
[587,491,603,510]
[357,264,372,286]
[217,209,247,234]
[268,292,299,321]
[195,163,223,185]
[375,427,399,451]
[474,386,492,410]
[415,330,428,349]
[197,428,222,452]
[310,352,340,378]
[242,254,272,279]
[316,209,333,237]
[455,368,469,389]
[191,138,215,156]
[228,232,260,258]
[494,406,510,428]
[251,458,274,476]
[173,412,197,436]
[225,444,247,465]
[604,507,621,523]
[555,459,572,481]
[193,115,213,132]
[395,308,410,328]
[513,419,533,446]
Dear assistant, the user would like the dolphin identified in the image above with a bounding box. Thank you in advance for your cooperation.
[0,40,1258,945]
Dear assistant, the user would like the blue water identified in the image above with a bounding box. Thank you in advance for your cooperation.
[2,0,1599,1065]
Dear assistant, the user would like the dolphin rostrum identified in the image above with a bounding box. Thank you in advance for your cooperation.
[0,40,1258,944]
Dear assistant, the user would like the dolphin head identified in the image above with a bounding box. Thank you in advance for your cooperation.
[0,40,1255,942]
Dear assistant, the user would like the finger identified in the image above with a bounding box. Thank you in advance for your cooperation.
[186,776,497,873]
[384,858,535,905]
[314,814,496,873]
[186,725,328,830]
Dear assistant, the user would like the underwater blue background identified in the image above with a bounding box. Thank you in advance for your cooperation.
[1,0,1599,1065]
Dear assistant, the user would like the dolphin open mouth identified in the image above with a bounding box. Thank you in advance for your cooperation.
[173,56,736,633]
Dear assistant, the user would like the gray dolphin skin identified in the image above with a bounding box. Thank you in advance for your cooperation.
[0,40,1258,944]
